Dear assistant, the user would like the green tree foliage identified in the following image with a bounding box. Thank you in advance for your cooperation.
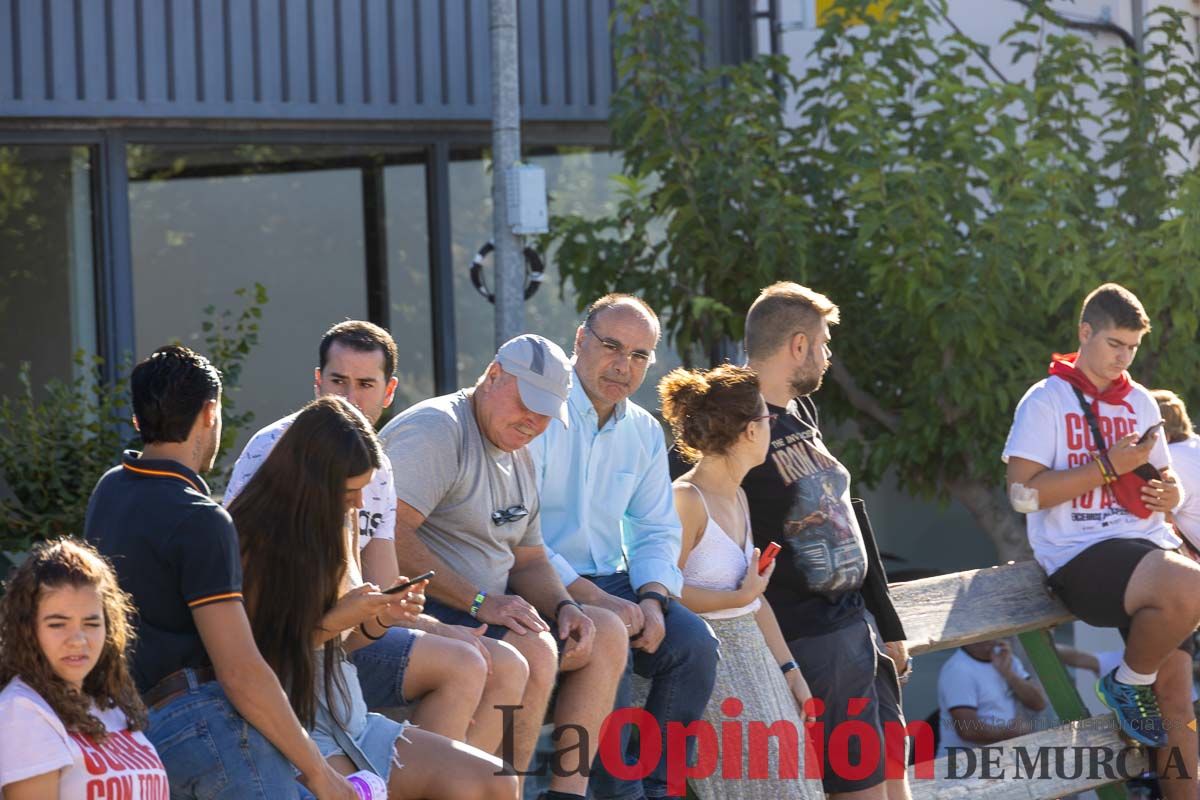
[548,0,1200,558]
[0,286,267,552]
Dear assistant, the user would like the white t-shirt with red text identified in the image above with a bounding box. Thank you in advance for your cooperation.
[0,677,168,800]
[1169,435,1200,552]
[1002,375,1179,574]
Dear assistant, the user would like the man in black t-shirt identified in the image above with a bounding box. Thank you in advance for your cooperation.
[742,283,910,799]
[85,346,355,800]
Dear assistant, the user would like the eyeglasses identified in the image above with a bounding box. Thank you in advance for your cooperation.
[491,505,530,526]
[749,412,778,425]
[585,322,656,368]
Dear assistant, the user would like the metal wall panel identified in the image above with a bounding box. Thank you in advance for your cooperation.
[0,0,742,122]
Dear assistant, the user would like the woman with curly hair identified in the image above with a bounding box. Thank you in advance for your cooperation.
[659,365,824,800]
[0,537,168,799]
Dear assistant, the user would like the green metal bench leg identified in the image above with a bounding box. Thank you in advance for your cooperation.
[1018,629,1128,800]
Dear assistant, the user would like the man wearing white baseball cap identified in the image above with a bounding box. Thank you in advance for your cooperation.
[379,334,627,800]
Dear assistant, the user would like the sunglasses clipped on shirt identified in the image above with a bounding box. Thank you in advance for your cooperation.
[491,505,530,526]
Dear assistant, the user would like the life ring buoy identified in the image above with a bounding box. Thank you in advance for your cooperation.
[470,241,544,303]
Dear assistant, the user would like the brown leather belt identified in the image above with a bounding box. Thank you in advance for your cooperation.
[142,666,217,711]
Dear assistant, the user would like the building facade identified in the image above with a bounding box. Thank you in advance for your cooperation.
[0,0,753,429]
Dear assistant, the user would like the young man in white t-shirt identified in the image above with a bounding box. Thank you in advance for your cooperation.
[1004,283,1200,800]
[226,321,526,754]
[937,639,1046,757]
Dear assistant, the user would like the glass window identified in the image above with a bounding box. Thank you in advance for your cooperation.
[450,146,681,412]
[384,161,434,412]
[128,143,432,463]
[449,149,496,387]
[0,145,96,398]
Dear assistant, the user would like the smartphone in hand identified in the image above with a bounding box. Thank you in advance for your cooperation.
[384,570,435,594]
[758,542,782,575]
[1137,421,1165,446]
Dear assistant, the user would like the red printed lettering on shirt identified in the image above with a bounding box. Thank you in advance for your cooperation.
[109,730,163,771]
[72,733,110,775]
[138,772,169,800]
[1066,413,1086,451]
[86,774,133,799]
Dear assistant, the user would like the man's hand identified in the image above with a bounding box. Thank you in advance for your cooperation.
[557,603,597,671]
[587,591,645,638]
[991,641,1015,677]
[1143,476,1180,514]
[634,599,667,654]
[884,639,911,684]
[1108,432,1156,476]
[432,620,493,673]
[474,592,549,635]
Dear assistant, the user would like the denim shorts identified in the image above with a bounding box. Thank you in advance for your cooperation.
[146,670,314,799]
[348,625,421,708]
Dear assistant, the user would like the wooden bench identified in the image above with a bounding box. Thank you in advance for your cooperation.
[895,561,1149,800]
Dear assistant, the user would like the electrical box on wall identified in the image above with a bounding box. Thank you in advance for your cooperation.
[506,164,549,234]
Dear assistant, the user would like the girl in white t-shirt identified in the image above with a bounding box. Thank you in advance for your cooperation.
[0,537,167,799]
[1153,389,1200,553]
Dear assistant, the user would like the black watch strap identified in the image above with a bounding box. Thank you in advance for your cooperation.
[555,598,583,620]
[638,590,671,614]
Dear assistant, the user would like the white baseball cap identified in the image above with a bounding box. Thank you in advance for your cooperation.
[495,334,572,428]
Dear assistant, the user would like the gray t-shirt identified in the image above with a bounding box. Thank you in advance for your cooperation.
[379,390,541,597]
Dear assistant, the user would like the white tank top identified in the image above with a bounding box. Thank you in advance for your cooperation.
[679,483,762,620]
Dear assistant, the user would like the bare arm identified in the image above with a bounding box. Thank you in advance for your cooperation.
[508,545,573,616]
[1006,455,1108,511]
[361,537,400,588]
[1055,645,1100,674]
[3,771,61,800]
[193,601,346,792]
[1007,431,1158,511]
[393,499,479,610]
[948,707,1023,744]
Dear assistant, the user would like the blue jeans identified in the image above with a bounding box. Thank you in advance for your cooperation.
[348,625,420,708]
[588,574,720,800]
[146,670,314,799]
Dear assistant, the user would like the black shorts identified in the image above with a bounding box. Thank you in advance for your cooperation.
[788,616,906,794]
[1048,538,1195,655]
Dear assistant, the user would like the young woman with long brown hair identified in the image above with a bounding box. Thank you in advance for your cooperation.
[228,395,516,800]
[0,537,168,799]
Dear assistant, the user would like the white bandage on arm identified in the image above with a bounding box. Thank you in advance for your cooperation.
[1009,482,1040,514]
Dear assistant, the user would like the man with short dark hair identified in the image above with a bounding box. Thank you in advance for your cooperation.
[380,334,628,800]
[529,294,719,800]
[86,345,356,800]
[743,282,911,800]
[226,320,527,752]
[1005,282,1200,799]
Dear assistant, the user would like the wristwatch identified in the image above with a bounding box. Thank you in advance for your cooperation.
[637,590,671,615]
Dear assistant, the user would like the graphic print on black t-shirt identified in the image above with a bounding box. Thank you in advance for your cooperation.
[743,397,870,640]
[772,427,867,597]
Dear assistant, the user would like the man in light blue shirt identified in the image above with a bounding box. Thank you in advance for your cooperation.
[529,294,719,800]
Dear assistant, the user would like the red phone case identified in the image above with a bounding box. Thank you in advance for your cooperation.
[758,542,781,575]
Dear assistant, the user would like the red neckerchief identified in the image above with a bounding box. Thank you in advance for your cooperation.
[1048,352,1135,415]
